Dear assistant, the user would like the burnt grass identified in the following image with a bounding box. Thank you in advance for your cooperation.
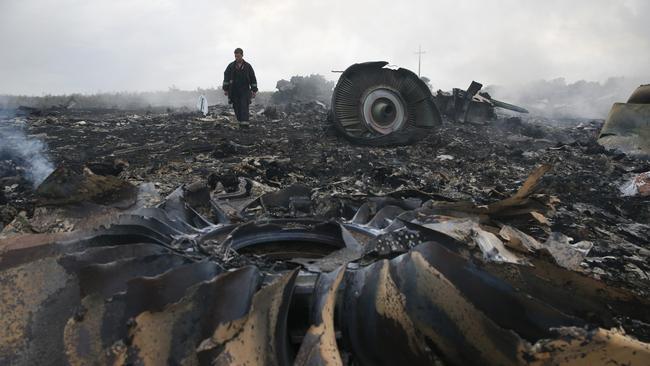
[1,102,649,295]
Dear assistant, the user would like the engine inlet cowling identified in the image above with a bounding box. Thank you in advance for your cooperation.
[330,61,442,146]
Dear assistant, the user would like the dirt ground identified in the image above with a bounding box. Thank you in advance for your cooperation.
[1,102,649,297]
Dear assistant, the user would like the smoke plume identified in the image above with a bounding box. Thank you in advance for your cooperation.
[0,118,54,187]
[484,76,645,119]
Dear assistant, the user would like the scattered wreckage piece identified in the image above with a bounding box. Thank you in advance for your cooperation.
[36,164,137,207]
[620,171,650,197]
[2,166,650,365]
[434,81,529,123]
[598,84,650,158]
[330,61,442,146]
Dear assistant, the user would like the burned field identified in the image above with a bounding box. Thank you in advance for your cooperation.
[1,88,650,364]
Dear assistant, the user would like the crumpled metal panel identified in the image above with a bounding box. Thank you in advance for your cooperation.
[340,243,525,365]
[294,265,346,365]
[2,175,650,366]
[598,84,650,158]
[64,265,260,365]
[197,270,297,365]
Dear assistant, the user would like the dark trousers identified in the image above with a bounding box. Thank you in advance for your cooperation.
[231,96,250,122]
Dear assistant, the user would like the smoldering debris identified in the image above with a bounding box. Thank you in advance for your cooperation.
[1,76,650,364]
[0,118,54,187]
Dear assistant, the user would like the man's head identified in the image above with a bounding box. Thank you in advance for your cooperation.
[234,48,243,62]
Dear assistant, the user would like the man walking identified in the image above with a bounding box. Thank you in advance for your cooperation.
[223,48,258,125]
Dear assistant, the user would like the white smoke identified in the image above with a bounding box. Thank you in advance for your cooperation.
[484,76,646,119]
[0,118,54,187]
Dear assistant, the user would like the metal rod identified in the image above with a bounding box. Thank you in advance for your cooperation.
[414,45,426,77]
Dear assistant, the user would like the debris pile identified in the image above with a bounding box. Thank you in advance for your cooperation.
[1,89,650,364]
[434,80,529,123]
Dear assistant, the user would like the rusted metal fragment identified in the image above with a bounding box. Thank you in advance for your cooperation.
[58,243,169,271]
[0,256,80,366]
[197,269,298,365]
[484,258,650,335]
[0,232,74,270]
[598,84,650,158]
[120,266,262,365]
[76,254,190,298]
[340,241,621,365]
[63,261,226,365]
[411,242,583,341]
[295,265,346,366]
[125,260,223,313]
[64,292,121,365]
[524,327,650,365]
[341,251,519,365]
[415,164,552,218]
[1,210,195,271]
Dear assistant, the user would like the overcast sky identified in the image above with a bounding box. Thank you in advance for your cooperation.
[1,0,648,95]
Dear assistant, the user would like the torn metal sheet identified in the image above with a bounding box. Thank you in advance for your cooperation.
[339,241,650,365]
[2,177,650,365]
[498,224,543,253]
[540,232,593,271]
[197,270,297,365]
[434,81,529,123]
[598,84,650,158]
[294,265,346,365]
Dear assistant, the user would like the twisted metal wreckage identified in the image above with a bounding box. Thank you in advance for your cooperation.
[2,63,650,365]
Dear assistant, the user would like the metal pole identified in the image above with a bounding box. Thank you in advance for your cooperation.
[414,45,426,77]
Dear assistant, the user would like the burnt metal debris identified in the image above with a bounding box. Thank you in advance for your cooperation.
[329,62,529,147]
[598,84,650,158]
[2,75,650,365]
[2,162,650,365]
[330,61,442,146]
[435,80,529,123]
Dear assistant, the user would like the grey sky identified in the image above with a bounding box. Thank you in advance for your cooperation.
[1,0,648,95]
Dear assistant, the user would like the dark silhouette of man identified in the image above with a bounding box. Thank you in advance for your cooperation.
[222,48,258,124]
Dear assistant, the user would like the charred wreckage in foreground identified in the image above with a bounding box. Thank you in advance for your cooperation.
[1,63,650,365]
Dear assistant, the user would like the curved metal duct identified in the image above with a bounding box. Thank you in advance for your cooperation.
[598,83,650,158]
[627,84,650,104]
[330,61,442,146]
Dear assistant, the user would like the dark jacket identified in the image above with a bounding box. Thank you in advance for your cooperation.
[222,60,258,103]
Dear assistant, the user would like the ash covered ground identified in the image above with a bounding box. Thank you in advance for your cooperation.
[1,102,648,295]
[3,99,650,365]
